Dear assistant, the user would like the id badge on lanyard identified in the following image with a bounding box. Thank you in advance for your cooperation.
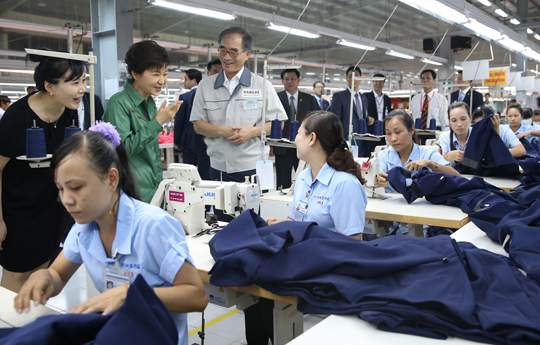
[295,183,315,218]
[102,249,131,290]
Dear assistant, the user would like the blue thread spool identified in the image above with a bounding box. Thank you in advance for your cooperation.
[270,119,282,139]
[429,119,436,130]
[357,119,367,134]
[289,121,300,141]
[415,118,422,129]
[374,120,383,136]
[65,120,81,138]
[26,120,46,158]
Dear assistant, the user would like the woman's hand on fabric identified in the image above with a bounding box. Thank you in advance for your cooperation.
[155,100,183,125]
[517,131,529,139]
[14,270,55,313]
[446,150,464,163]
[265,216,278,225]
[405,159,432,172]
[376,172,388,188]
[69,284,128,315]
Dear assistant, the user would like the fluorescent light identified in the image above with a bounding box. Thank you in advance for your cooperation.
[265,22,320,39]
[477,0,491,5]
[333,78,340,81]
[336,39,375,51]
[386,50,414,59]
[334,73,341,76]
[461,19,502,41]
[150,0,236,20]
[495,8,507,17]
[454,65,463,70]
[398,0,467,24]
[497,35,525,52]
[0,69,34,74]
[420,58,443,66]
[521,48,540,62]
[535,34,540,40]
[306,72,315,75]
[527,28,534,34]
[510,18,520,25]
[511,63,517,67]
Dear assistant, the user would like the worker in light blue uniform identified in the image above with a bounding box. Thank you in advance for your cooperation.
[503,104,540,143]
[376,109,460,235]
[265,110,367,240]
[472,105,526,157]
[440,102,472,166]
[14,125,207,345]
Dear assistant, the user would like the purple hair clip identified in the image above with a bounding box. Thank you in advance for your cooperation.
[89,121,121,148]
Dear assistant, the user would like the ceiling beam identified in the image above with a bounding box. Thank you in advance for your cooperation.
[386,30,471,43]
[0,0,28,16]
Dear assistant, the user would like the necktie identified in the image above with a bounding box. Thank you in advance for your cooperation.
[319,98,325,110]
[458,90,464,102]
[354,93,363,119]
[421,94,429,130]
[290,95,297,121]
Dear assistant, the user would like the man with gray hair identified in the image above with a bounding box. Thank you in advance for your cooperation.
[191,26,286,183]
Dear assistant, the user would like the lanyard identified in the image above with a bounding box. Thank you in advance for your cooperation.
[420,93,434,113]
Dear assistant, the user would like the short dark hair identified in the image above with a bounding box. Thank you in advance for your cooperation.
[485,92,490,97]
[206,58,221,71]
[281,69,300,79]
[510,98,517,103]
[523,107,533,119]
[346,66,361,77]
[0,95,10,105]
[472,105,494,123]
[533,109,540,116]
[26,86,37,92]
[383,109,420,144]
[421,69,437,80]
[26,48,87,92]
[373,73,385,81]
[51,131,139,201]
[217,27,253,52]
[184,69,202,84]
[124,40,170,80]
[313,81,325,88]
[508,104,523,116]
[448,101,470,117]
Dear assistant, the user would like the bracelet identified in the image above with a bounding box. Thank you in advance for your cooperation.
[434,162,438,171]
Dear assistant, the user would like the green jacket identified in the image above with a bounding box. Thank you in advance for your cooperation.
[103,81,163,202]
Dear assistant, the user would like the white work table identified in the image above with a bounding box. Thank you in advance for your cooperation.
[287,222,507,345]
[260,190,470,229]
[462,174,521,192]
[0,286,60,328]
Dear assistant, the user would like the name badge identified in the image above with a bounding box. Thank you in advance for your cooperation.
[295,199,309,216]
[243,99,258,110]
[242,89,261,98]
[103,260,131,290]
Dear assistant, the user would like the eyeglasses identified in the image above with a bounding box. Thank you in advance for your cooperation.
[218,48,245,58]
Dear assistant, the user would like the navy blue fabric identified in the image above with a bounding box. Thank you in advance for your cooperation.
[519,156,540,187]
[174,89,196,152]
[520,138,540,158]
[455,114,521,177]
[0,275,178,345]
[209,210,540,344]
[509,226,540,284]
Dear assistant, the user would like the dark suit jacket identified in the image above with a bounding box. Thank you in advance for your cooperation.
[174,88,196,151]
[82,93,104,130]
[314,96,330,111]
[450,89,484,113]
[276,90,318,155]
[329,90,368,139]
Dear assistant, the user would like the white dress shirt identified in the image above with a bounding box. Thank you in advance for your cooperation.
[410,89,448,127]
[223,66,244,96]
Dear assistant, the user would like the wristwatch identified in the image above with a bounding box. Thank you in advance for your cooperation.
[434,162,438,171]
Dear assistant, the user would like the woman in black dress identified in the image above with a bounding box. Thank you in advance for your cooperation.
[0,51,87,292]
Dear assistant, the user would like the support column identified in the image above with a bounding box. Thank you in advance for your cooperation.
[516,0,529,76]
[90,0,133,104]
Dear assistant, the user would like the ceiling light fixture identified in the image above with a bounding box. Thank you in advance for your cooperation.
[527,28,534,34]
[149,0,236,20]
[398,0,468,24]
[497,35,525,52]
[521,48,540,62]
[510,18,520,25]
[535,34,540,40]
[477,0,491,6]
[461,19,502,41]
[336,39,375,51]
[385,50,414,59]
[0,69,34,74]
[454,65,464,70]
[420,58,443,66]
[495,8,508,17]
[265,22,320,38]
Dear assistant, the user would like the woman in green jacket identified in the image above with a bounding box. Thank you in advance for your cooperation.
[103,40,182,202]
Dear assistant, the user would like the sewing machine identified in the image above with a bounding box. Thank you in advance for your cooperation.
[151,164,261,234]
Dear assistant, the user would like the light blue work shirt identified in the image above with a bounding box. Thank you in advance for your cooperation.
[288,163,367,236]
[502,123,540,143]
[63,192,194,345]
[499,125,522,149]
[439,129,471,166]
[378,144,450,236]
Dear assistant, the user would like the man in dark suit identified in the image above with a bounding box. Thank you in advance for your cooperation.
[276,69,318,189]
[450,71,483,113]
[363,73,392,157]
[174,69,202,167]
[80,93,104,129]
[313,81,330,110]
[329,66,368,156]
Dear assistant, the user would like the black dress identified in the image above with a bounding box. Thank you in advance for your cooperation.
[0,95,76,272]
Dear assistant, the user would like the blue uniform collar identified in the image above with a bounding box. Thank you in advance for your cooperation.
[389,143,421,165]
[452,128,470,150]
[214,67,252,89]
[79,192,134,263]
[302,163,335,187]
